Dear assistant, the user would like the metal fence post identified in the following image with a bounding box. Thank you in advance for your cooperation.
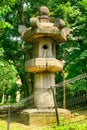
[51,86,60,125]
[7,106,10,130]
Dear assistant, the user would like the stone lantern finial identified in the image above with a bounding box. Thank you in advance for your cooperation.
[38,6,50,23]
[39,6,50,15]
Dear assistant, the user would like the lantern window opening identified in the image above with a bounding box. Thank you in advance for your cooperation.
[43,45,48,49]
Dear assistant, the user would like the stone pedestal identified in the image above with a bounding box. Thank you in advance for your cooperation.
[20,109,71,125]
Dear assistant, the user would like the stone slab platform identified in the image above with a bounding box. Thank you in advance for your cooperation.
[20,108,71,125]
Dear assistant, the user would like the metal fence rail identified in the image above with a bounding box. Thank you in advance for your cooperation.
[53,73,87,88]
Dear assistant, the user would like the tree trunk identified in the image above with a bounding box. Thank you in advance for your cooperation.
[62,70,66,109]
[1,87,5,104]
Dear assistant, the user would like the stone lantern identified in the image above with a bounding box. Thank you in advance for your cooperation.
[19,6,70,109]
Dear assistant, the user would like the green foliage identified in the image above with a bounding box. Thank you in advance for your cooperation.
[0,0,16,28]
[0,0,87,98]
[0,60,18,102]
[44,121,87,130]
[80,50,87,60]
[0,118,87,130]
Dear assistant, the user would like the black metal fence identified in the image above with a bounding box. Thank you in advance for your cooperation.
[52,73,87,124]
[55,73,87,109]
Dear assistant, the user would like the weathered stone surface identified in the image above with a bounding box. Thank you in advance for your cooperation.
[18,25,27,34]
[61,27,70,37]
[34,73,55,108]
[54,18,65,29]
[20,108,71,125]
[22,24,66,44]
[39,6,50,15]
[21,6,70,44]
[25,58,63,73]
[30,17,39,27]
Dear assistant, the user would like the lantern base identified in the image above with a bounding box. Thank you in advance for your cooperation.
[19,108,71,125]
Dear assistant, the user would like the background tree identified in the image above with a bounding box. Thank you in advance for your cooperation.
[0,0,87,99]
[0,60,18,103]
